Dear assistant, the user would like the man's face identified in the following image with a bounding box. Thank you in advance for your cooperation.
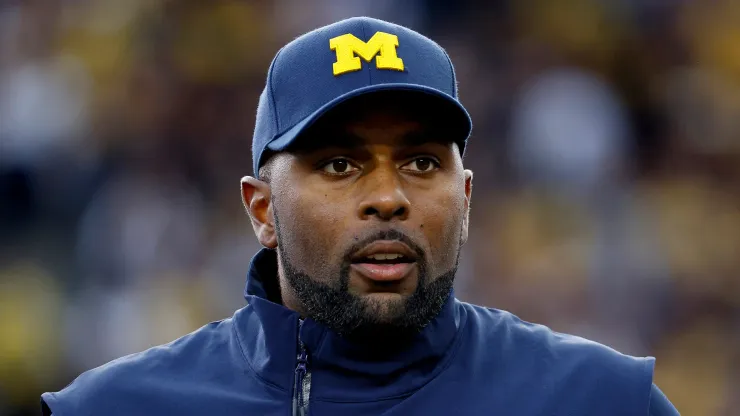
[244,96,473,341]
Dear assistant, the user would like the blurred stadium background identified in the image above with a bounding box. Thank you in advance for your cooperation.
[1,1,739,414]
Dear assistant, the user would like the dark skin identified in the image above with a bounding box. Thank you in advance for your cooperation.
[241,101,473,334]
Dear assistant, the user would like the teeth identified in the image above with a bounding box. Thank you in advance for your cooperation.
[367,253,403,261]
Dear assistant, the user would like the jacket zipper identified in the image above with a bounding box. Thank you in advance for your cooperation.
[292,319,311,416]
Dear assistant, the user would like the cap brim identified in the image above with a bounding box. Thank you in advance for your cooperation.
[264,83,472,156]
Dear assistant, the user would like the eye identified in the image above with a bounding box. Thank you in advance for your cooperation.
[400,157,440,173]
[321,158,360,175]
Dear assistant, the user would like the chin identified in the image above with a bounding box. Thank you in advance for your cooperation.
[359,293,408,322]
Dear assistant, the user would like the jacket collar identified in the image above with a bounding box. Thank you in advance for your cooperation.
[235,248,466,402]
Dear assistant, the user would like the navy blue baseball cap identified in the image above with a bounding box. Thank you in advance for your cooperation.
[252,16,473,175]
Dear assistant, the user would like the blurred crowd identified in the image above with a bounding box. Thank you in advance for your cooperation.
[1,1,739,415]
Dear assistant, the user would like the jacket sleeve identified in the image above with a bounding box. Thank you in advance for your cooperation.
[649,384,679,415]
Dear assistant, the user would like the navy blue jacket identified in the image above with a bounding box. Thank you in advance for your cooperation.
[42,248,679,415]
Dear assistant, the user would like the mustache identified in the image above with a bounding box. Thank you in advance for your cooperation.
[342,228,426,263]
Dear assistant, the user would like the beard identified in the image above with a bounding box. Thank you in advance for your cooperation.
[275,216,459,345]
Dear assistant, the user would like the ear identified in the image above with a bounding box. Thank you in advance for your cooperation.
[241,176,277,249]
[460,169,473,246]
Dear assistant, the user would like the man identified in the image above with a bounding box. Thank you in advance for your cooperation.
[41,17,679,415]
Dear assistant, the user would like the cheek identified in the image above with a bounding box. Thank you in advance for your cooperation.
[416,187,465,271]
[276,189,348,276]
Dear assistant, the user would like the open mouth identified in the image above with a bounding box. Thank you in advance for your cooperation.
[350,241,418,282]
[355,253,415,264]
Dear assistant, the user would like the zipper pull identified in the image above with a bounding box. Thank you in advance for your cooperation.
[293,319,310,416]
[293,357,307,415]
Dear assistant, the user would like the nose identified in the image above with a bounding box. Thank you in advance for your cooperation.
[357,168,410,221]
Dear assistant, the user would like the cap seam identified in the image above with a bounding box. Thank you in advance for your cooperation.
[268,46,286,136]
[361,21,372,85]
[442,49,456,98]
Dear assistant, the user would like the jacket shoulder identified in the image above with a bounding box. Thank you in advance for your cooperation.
[460,302,655,411]
[41,315,242,416]
[463,302,654,367]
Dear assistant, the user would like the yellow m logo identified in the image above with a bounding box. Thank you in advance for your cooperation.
[329,32,405,76]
